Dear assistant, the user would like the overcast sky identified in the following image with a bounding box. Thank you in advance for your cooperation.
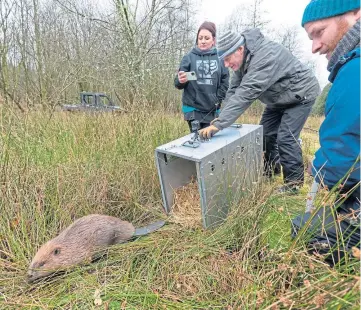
[196,0,329,88]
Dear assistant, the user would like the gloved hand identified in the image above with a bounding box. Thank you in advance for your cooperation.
[199,125,219,140]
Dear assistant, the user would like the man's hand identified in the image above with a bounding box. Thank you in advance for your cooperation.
[199,125,219,140]
[178,71,188,84]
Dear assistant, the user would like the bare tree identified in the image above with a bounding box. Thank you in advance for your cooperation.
[268,25,317,69]
[269,25,303,58]
[221,0,270,33]
[0,0,14,105]
[0,0,199,110]
[112,0,196,106]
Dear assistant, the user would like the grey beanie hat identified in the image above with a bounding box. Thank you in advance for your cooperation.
[217,31,245,59]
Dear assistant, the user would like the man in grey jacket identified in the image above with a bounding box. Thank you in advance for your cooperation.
[199,29,320,192]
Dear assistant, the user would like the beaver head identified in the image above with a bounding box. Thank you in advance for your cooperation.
[27,238,91,283]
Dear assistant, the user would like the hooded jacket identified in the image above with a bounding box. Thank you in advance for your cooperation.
[212,28,321,130]
[174,47,229,116]
[312,47,360,189]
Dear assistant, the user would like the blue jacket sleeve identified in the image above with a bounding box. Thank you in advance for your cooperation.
[312,57,360,189]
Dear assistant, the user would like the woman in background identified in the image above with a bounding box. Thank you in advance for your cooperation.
[174,21,229,131]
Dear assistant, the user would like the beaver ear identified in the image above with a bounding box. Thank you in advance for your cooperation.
[53,248,61,256]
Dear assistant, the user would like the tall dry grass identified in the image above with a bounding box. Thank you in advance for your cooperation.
[0,108,359,309]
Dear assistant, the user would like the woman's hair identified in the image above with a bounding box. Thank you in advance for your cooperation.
[197,21,216,40]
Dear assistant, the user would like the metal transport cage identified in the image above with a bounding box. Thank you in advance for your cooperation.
[155,124,263,228]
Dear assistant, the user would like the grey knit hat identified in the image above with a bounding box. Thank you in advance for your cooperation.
[217,31,245,59]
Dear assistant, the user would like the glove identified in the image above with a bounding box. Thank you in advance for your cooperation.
[199,125,219,140]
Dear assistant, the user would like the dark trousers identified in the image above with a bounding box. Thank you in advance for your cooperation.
[184,110,218,133]
[292,186,360,266]
[187,121,210,133]
[260,100,314,185]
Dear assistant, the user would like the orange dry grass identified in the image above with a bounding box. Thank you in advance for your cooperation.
[169,179,203,229]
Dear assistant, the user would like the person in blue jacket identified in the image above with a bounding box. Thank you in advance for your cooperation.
[174,21,229,132]
[292,0,360,266]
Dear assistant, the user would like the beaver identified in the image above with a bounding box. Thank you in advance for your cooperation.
[27,214,165,283]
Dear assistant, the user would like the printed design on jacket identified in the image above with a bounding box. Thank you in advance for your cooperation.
[196,60,218,85]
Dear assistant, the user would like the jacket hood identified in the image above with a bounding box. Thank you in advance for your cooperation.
[191,46,218,56]
[241,28,264,54]
[329,47,360,83]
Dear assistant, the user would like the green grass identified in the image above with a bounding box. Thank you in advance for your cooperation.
[0,108,359,309]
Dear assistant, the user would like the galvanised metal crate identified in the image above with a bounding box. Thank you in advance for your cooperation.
[155,124,263,229]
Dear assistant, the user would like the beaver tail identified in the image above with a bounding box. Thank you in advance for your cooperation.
[134,220,165,236]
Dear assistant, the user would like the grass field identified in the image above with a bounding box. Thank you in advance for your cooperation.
[0,108,359,309]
